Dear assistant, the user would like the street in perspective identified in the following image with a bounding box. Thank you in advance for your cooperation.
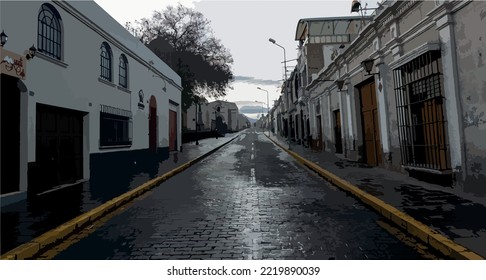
[51,129,429,260]
[1,0,486,268]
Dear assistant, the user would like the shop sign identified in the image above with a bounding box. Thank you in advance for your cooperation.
[0,48,26,79]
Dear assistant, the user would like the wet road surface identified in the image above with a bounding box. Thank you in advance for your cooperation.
[53,129,425,259]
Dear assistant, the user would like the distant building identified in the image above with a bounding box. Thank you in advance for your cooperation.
[292,15,370,146]
[0,0,182,205]
[184,100,246,133]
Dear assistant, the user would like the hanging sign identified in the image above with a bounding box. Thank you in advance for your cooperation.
[0,48,26,79]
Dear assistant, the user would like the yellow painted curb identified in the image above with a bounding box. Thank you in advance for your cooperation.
[267,135,484,260]
[1,135,240,260]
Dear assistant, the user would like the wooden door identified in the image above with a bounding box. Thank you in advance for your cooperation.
[316,115,323,151]
[334,110,343,154]
[360,82,382,166]
[169,110,177,151]
[419,98,448,170]
[149,96,157,152]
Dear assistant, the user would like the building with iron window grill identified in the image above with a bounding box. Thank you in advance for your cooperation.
[302,0,486,195]
[0,0,182,206]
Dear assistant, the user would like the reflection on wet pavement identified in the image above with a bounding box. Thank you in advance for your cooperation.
[54,130,423,260]
[1,134,240,254]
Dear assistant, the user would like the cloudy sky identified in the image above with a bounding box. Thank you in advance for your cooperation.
[94,0,357,107]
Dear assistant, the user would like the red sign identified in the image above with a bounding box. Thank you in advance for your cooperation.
[0,48,26,79]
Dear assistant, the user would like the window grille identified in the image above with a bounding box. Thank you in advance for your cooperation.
[37,4,62,60]
[100,42,112,81]
[119,54,128,88]
[99,105,132,147]
[393,50,450,171]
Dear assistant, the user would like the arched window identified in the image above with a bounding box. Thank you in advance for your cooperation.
[37,3,62,60]
[100,42,112,81]
[119,54,128,88]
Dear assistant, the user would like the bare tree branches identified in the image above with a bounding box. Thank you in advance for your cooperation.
[126,3,234,111]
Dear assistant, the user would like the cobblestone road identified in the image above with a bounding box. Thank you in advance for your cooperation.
[54,129,424,259]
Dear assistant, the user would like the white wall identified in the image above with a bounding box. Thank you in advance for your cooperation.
[0,0,181,179]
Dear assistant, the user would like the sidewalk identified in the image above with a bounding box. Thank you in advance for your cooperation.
[0,132,241,255]
[267,132,486,259]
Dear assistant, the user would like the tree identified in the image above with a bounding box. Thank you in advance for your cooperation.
[126,4,234,111]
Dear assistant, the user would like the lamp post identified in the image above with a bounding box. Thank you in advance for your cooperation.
[269,38,290,149]
[257,87,270,137]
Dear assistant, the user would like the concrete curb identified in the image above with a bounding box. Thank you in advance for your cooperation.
[267,135,484,260]
[1,134,241,260]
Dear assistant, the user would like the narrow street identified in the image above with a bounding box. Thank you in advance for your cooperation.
[51,129,428,260]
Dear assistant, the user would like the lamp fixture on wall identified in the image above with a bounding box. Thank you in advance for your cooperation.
[361,58,380,79]
[351,0,361,12]
[335,80,345,91]
[25,45,36,60]
[312,79,344,92]
[152,74,167,92]
[351,0,382,13]
[0,30,7,47]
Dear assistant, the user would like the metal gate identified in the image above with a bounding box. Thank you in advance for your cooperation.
[393,50,449,171]
[35,104,83,192]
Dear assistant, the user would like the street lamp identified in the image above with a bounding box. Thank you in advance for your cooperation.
[25,45,37,60]
[257,87,270,137]
[269,37,291,150]
[361,58,380,78]
[0,30,8,47]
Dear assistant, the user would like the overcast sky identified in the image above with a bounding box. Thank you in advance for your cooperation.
[94,0,357,107]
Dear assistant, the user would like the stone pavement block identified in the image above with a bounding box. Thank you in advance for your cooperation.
[191,246,213,251]
[169,243,195,248]
[211,253,233,258]
[173,255,191,259]
[150,255,173,260]
[189,254,211,259]
[173,247,192,252]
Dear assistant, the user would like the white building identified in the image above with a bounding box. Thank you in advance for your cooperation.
[303,0,486,194]
[237,113,250,130]
[0,0,182,205]
[185,100,243,132]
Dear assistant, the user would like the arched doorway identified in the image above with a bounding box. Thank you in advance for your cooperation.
[149,96,157,153]
[1,74,20,194]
